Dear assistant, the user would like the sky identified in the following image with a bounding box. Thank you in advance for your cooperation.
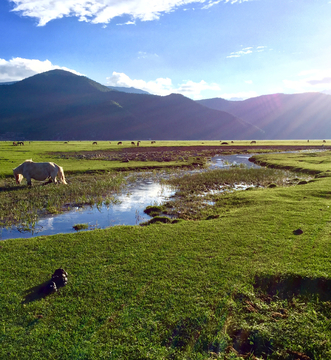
[1,0,331,100]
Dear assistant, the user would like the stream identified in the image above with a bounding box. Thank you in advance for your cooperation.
[0,154,266,240]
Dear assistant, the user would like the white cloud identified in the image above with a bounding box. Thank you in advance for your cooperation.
[10,0,252,26]
[137,51,159,59]
[0,57,81,82]
[227,45,267,58]
[106,71,220,99]
[176,80,221,99]
[117,20,135,26]
[283,69,331,93]
[224,0,250,3]
[202,1,222,10]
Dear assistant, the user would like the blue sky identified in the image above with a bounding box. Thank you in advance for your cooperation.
[1,0,331,99]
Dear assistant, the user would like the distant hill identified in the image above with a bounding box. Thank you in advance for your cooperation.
[107,86,150,95]
[197,93,331,139]
[0,81,17,85]
[0,81,150,94]
[0,70,259,140]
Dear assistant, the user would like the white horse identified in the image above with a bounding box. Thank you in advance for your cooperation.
[13,160,67,186]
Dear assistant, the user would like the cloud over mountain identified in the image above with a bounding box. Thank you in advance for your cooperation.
[106,71,220,99]
[0,58,81,82]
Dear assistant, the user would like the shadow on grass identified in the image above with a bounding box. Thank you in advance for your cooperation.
[254,274,331,301]
[23,278,67,303]
[0,180,54,192]
[22,281,53,303]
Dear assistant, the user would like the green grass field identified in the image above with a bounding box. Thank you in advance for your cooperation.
[1,141,331,359]
[0,139,328,177]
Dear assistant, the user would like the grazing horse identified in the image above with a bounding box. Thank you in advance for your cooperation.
[250,140,256,144]
[117,142,122,145]
[92,141,97,145]
[131,141,135,145]
[13,160,67,186]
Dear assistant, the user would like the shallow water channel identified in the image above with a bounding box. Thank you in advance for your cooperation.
[0,154,262,240]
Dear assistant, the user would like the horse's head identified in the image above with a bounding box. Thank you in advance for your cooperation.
[13,170,23,184]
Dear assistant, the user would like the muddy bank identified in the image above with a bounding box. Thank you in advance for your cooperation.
[52,145,329,163]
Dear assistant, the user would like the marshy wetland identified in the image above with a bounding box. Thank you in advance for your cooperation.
[0,150,311,239]
[1,140,331,359]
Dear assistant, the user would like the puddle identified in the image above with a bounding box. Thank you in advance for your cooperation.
[0,180,175,240]
[210,154,261,169]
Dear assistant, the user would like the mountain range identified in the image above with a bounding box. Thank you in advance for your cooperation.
[0,69,330,140]
[0,70,259,141]
[197,92,331,140]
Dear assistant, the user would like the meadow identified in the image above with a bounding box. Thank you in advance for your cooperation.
[1,140,331,359]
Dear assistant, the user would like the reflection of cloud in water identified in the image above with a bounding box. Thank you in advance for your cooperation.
[0,181,175,241]
[116,183,172,211]
[210,154,261,169]
[38,217,55,231]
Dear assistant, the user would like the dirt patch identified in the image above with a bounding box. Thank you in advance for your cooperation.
[51,145,326,163]
[224,274,331,359]
[253,274,331,301]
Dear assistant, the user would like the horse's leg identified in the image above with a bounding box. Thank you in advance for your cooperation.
[26,177,32,186]
[51,171,58,184]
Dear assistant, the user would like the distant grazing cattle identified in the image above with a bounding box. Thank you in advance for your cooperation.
[323,140,326,143]
[117,142,122,145]
[92,142,97,145]
[151,141,156,144]
[307,140,309,143]
[231,141,234,144]
[221,142,228,145]
[250,141,256,144]
[137,142,140,146]
[109,142,111,144]
[131,141,135,145]
[64,141,68,144]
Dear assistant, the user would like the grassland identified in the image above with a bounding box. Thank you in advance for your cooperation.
[0,139,328,177]
[1,141,331,359]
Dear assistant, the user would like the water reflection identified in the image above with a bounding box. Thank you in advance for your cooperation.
[210,154,261,169]
[0,180,175,240]
[0,153,262,241]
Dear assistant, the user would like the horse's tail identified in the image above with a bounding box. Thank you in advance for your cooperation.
[57,165,67,184]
